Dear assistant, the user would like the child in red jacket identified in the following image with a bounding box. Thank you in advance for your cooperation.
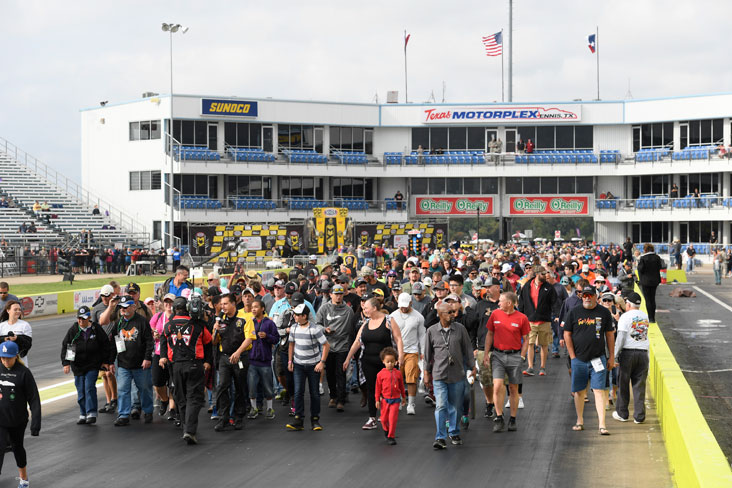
[375,347,406,445]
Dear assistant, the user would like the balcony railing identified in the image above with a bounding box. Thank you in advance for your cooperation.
[174,196,407,213]
[596,194,729,211]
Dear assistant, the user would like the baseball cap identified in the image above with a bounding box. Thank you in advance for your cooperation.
[337,274,351,284]
[625,292,642,306]
[501,263,512,273]
[242,287,255,296]
[144,297,155,306]
[372,288,384,297]
[361,266,374,276]
[119,296,136,307]
[445,293,461,302]
[412,282,424,295]
[309,255,317,260]
[126,282,141,293]
[230,284,243,295]
[601,292,615,302]
[421,261,429,269]
[392,282,402,291]
[307,268,318,279]
[433,281,447,291]
[533,265,545,275]
[360,293,373,301]
[0,341,18,358]
[594,275,606,282]
[163,293,176,302]
[354,278,367,287]
[291,292,306,306]
[386,270,398,278]
[100,284,114,297]
[208,286,222,297]
[320,280,333,292]
[486,277,502,287]
[284,282,298,295]
[582,264,590,273]
[397,292,412,308]
[331,284,345,294]
[77,306,91,319]
[423,277,433,287]
[274,280,285,288]
[560,276,570,285]
[292,304,308,315]
[264,278,275,290]
[580,285,596,296]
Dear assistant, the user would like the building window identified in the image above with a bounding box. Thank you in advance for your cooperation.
[506,177,591,194]
[173,173,214,196]
[682,119,724,147]
[332,178,374,200]
[410,177,498,195]
[638,122,673,149]
[129,120,162,141]
[153,221,161,241]
[331,127,373,154]
[280,177,323,199]
[129,171,162,191]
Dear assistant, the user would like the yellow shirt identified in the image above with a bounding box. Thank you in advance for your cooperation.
[235,310,256,351]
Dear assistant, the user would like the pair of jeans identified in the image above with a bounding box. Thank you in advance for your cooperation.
[247,364,274,399]
[116,366,153,417]
[74,369,99,417]
[293,362,321,419]
[433,379,464,440]
[714,268,722,285]
[325,350,348,404]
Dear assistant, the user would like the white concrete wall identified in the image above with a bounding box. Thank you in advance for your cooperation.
[597,175,626,199]
[373,127,411,155]
[594,125,631,153]
[596,222,626,244]
[378,177,407,200]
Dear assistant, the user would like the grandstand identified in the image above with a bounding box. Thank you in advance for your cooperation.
[0,137,148,247]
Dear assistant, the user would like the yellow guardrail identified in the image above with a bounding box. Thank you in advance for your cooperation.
[638,275,732,487]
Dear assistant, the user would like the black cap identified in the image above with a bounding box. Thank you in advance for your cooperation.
[231,284,243,295]
[126,282,140,293]
[354,278,367,287]
[626,292,642,306]
[361,293,373,301]
[208,286,221,297]
[284,282,298,295]
[307,269,317,279]
[173,296,188,311]
[291,292,305,306]
[485,277,502,287]
[319,280,332,292]
[580,285,597,296]
[77,306,91,319]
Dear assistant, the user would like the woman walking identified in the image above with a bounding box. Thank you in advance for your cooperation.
[0,302,33,368]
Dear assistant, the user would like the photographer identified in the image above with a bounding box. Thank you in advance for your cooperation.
[159,296,213,445]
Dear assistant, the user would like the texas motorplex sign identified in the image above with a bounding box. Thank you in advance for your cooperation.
[415,196,494,216]
[509,196,589,215]
[423,105,581,123]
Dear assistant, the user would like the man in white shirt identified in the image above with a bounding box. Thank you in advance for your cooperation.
[390,293,424,415]
[612,292,650,424]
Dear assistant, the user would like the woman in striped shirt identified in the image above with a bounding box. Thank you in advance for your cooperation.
[286,304,330,431]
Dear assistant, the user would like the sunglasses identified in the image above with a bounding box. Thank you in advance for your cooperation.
[0,292,8,295]
[207,279,216,282]
[602,299,613,303]
[581,294,595,298]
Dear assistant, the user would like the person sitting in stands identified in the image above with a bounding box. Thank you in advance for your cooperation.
[605,191,614,199]
[92,205,101,216]
[40,201,50,212]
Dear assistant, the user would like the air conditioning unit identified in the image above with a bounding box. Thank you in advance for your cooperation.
[386,91,399,103]
[142,92,159,98]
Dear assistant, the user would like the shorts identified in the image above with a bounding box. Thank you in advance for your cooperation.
[570,357,608,392]
[528,322,552,346]
[491,350,523,385]
[476,350,493,387]
[151,354,169,388]
[401,353,420,384]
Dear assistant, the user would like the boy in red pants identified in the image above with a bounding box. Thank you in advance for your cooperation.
[375,347,406,445]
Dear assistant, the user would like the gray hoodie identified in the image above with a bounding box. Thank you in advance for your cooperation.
[315,301,355,353]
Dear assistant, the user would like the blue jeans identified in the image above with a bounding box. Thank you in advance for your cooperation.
[293,362,320,419]
[714,268,721,284]
[248,364,274,399]
[433,380,464,440]
[117,367,153,417]
[75,370,99,417]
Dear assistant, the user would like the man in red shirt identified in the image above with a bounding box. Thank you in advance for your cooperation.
[483,292,530,433]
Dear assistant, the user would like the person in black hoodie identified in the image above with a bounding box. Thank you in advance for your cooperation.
[0,340,40,488]
[61,306,113,425]
[111,296,154,427]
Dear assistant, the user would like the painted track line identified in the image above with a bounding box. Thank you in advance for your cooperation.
[38,379,75,392]
[692,285,732,314]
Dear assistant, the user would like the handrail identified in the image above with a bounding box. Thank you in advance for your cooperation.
[0,136,148,238]
[595,194,726,212]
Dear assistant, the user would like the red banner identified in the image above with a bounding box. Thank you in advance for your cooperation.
[509,196,589,215]
[415,197,494,216]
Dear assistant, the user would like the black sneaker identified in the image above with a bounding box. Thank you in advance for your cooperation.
[234,418,244,430]
[507,418,517,431]
[286,416,304,431]
[76,417,86,425]
[214,419,228,432]
[432,438,447,450]
[449,435,463,445]
[114,416,130,427]
[183,432,198,445]
[98,403,112,414]
[159,403,168,416]
[493,416,505,433]
[144,413,153,424]
[167,409,177,422]
[484,403,494,419]
[130,408,141,420]
[110,399,118,412]
[311,417,322,431]
[387,437,397,445]
[86,416,97,424]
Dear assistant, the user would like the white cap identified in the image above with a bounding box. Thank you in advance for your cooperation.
[423,276,433,287]
[100,284,114,296]
[582,264,590,272]
[501,263,512,273]
[292,303,307,315]
[397,292,412,308]
[309,255,317,260]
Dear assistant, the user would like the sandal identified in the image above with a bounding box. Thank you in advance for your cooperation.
[572,424,584,431]
[599,428,610,435]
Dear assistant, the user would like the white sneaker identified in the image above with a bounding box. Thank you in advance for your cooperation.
[518,397,525,409]
[319,383,324,395]
[406,403,416,415]
[362,417,378,430]
[612,411,628,422]
[17,478,29,488]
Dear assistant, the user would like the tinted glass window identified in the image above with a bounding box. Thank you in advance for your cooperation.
[431,128,448,151]
[464,178,480,194]
[574,125,593,149]
[412,178,428,194]
[558,177,575,193]
[540,177,558,194]
[429,178,445,194]
[555,126,573,149]
[412,128,429,151]
[505,177,522,194]
[449,127,466,150]
[576,176,593,194]
[481,177,498,194]
[523,177,540,194]
[537,126,554,149]
[467,127,485,149]
[446,178,462,194]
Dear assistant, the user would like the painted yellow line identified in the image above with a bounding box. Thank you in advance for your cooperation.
[637,284,732,487]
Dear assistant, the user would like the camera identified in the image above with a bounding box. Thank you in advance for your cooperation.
[187,295,206,321]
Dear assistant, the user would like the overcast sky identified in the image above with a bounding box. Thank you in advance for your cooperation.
[1,0,730,181]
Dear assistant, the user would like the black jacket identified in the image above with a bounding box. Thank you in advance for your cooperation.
[638,252,664,287]
[0,362,41,434]
[518,279,558,323]
[111,314,154,369]
[61,322,113,375]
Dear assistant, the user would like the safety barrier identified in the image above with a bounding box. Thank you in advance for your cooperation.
[638,277,732,487]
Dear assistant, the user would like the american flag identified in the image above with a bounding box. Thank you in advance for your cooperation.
[482,31,502,57]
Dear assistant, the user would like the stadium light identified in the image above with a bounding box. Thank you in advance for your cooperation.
[162,22,188,254]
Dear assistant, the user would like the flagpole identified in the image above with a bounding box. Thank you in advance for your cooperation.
[501,29,505,103]
[596,25,600,100]
[404,30,408,103]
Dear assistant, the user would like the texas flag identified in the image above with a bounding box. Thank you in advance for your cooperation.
[587,34,596,53]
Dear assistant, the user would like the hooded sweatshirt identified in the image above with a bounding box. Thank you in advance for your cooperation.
[112,313,153,370]
[0,361,41,434]
[315,301,355,353]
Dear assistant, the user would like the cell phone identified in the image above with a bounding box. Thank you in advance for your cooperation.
[611,306,617,315]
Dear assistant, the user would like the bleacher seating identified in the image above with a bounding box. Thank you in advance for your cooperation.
[335,198,369,210]
[284,149,327,164]
[231,196,277,210]
[175,146,220,161]
[0,152,140,245]
[418,151,486,164]
[595,198,618,209]
[600,150,621,163]
[635,148,670,162]
[516,150,598,164]
[385,152,403,165]
[634,195,668,209]
[227,147,276,163]
[288,197,326,210]
[672,146,716,161]
[333,151,368,164]
[671,193,718,209]
[384,198,401,210]
[179,196,222,209]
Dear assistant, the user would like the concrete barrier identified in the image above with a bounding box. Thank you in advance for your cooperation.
[638,285,732,487]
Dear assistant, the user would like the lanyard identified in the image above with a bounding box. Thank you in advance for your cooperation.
[71,325,86,344]
[440,327,451,348]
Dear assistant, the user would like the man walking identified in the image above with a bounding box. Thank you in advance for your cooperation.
[317,284,355,412]
[518,265,556,376]
[637,243,664,323]
[612,292,650,424]
[390,293,424,415]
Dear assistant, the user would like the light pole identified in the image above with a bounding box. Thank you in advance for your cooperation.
[161,22,188,252]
